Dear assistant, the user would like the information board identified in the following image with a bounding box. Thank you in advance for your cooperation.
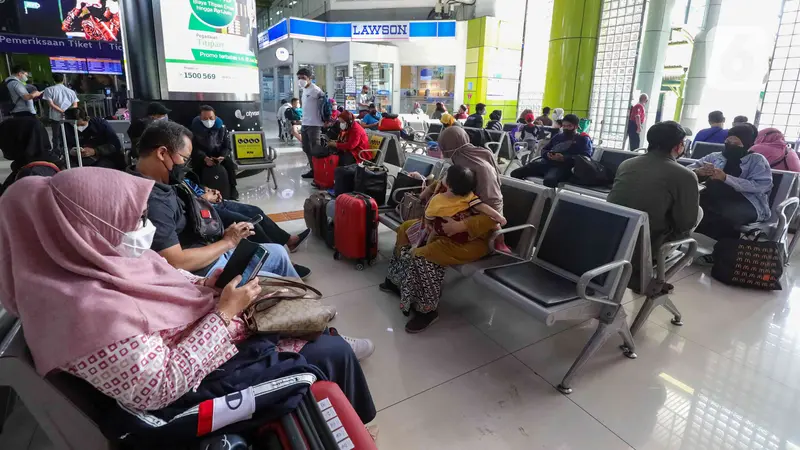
[157,0,259,99]
[233,132,265,159]
[50,56,88,74]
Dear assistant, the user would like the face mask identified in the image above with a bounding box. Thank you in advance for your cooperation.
[339,122,348,130]
[562,128,576,136]
[52,185,154,258]
[202,119,215,129]
[297,79,308,89]
[168,161,188,184]
[77,125,89,132]
[156,115,168,121]
[723,142,748,159]
[118,219,157,258]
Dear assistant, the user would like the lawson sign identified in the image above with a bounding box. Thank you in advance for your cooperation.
[351,22,410,41]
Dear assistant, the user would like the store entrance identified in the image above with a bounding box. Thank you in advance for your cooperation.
[353,62,394,113]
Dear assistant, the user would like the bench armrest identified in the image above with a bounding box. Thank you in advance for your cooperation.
[657,238,698,283]
[775,197,799,241]
[576,259,632,307]
[486,142,501,155]
[488,224,536,256]
[358,149,379,162]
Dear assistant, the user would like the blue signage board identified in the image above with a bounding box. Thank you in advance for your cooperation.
[259,18,457,50]
[0,33,124,59]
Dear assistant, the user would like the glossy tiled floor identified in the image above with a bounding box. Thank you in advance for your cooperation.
[3,142,800,449]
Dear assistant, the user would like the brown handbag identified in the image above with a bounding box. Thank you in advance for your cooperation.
[241,276,335,339]
[396,192,426,222]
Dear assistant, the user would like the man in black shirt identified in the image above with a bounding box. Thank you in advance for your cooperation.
[463,103,486,128]
[131,120,307,278]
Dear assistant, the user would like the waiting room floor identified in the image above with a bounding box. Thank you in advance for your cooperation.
[2,139,800,449]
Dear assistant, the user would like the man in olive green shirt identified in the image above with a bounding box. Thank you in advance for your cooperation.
[608,121,700,290]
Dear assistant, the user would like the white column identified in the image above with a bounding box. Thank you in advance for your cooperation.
[680,0,722,135]
[636,0,676,146]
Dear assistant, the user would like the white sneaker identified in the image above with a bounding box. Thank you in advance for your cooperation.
[341,335,375,361]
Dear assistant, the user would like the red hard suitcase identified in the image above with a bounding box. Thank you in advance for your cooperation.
[312,381,377,450]
[333,193,378,270]
[313,155,339,189]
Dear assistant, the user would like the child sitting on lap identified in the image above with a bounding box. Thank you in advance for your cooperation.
[424,165,506,244]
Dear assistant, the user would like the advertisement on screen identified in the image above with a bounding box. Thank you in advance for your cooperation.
[17,0,122,42]
[157,0,259,99]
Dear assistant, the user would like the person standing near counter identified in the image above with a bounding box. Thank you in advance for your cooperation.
[297,68,325,179]
[358,85,372,117]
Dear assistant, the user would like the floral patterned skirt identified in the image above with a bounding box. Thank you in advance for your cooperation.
[387,245,446,313]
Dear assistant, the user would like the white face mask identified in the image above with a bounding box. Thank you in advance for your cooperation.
[202,119,215,129]
[77,125,89,132]
[117,219,157,258]
[339,122,348,130]
[19,74,28,83]
[53,185,155,258]
[297,79,308,89]
[156,115,168,121]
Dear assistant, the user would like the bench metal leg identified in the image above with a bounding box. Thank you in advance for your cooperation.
[267,168,278,189]
[630,293,683,338]
[558,308,635,395]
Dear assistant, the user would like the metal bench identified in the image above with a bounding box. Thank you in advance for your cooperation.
[739,169,799,261]
[0,312,115,449]
[379,155,446,231]
[472,192,646,394]
[364,129,403,168]
[690,141,725,160]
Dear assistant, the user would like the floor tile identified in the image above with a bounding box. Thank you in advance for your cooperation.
[322,284,508,410]
[644,271,800,391]
[373,356,633,450]
[514,320,800,450]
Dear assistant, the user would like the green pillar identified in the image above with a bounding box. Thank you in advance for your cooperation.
[542,0,602,118]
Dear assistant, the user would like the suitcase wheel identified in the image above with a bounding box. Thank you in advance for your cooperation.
[355,262,365,271]
[333,251,341,260]
[368,258,377,266]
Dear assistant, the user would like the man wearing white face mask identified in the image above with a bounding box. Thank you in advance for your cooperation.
[64,107,125,169]
[190,105,238,200]
[296,68,325,178]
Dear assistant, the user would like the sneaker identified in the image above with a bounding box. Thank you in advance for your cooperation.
[301,170,314,179]
[293,264,312,280]
[405,310,439,333]
[341,335,375,361]
[288,229,311,253]
[695,254,714,266]
[379,279,400,296]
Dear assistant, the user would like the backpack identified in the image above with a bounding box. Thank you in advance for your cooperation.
[320,92,333,123]
[571,155,614,187]
[0,79,17,103]
[174,183,225,244]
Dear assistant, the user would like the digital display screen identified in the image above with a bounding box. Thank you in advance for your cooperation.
[50,57,123,75]
[17,0,122,42]
[87,58,123,75]
[157,0,259,99]
[239,246,267,287]
[49,56,88,74]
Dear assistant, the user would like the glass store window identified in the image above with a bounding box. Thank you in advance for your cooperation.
[276,66,294,106]
[400,65,455,115]
[353,62,394,113]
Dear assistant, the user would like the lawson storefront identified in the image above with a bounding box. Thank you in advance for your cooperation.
[257,18,466,120]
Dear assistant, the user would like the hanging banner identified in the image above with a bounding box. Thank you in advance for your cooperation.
[157,0,259,98]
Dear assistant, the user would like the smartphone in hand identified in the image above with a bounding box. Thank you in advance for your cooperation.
[248,214,264,226]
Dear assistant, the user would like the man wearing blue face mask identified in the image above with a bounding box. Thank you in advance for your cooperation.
[127,102,171,156]
[190,105,238,200]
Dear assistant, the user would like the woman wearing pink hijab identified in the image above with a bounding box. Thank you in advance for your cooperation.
[750,128,800,172]
[0,168,375,435]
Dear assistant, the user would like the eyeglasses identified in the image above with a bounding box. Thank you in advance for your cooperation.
[173,152,191,164]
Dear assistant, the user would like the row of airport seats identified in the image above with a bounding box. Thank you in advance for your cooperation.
[521,147,800,262]
[377,155,699,393]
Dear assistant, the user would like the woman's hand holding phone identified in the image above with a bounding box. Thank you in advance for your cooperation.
[217,275,261,318]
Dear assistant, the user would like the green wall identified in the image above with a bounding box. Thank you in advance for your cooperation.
[542,0,602,118]
[463,17,522,121]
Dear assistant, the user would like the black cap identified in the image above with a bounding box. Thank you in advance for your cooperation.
[147,102,171,116]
